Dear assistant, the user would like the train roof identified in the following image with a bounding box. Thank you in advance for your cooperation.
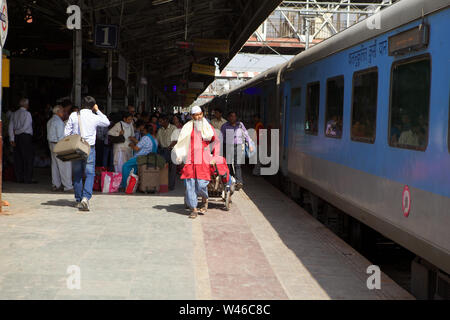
[286,0,449,72]
[211,0,449,100]
[224,62,287,97]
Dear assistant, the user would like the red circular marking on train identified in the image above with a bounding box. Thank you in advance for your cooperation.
[1,5,6,31]
[402,185,411,217]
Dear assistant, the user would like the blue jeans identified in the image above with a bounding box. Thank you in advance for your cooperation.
[73,147,96,202]
[184,178,209,209]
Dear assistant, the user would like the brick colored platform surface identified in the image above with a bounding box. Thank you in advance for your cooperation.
[0,168,413,299]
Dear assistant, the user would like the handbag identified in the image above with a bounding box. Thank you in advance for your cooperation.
[54,112,90,162]
[245,139,256,158]
[238,122,256,158]
[108,122,126,144]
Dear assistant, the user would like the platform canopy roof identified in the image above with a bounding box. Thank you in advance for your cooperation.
[9,0,283,106]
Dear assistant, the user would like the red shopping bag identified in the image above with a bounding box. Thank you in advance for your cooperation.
[125,169,139,194]
[101,171,122,193]
[93,167,108,191]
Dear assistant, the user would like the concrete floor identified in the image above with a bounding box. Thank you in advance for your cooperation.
[0,168,413,299]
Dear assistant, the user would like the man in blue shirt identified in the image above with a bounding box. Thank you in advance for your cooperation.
[64,96,110,212]
[9,98,35,183]
[47,105,73,192]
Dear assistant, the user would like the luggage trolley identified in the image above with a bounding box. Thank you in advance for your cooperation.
[207,160,235,211]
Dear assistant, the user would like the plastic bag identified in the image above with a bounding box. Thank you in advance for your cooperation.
[245,140,256,158]
[101,171,122,193]
[93,167,108,191]
[125,168,139,194]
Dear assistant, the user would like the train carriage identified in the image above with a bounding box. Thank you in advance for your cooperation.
[207,0,450,298]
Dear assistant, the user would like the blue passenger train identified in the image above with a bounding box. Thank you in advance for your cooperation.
[203,0,450,297]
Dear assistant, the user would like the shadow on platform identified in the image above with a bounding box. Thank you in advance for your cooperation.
[238,168,411,300]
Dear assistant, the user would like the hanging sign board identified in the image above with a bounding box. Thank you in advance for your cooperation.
[2,54,9,87]
[191,63,216,76]
[388,24,429,56]
[194,39,229,54]
[184,93,197,99]
[188,81,204,89]
[0,0,8,48]
[180,88,203,95]
[95,24,119,49]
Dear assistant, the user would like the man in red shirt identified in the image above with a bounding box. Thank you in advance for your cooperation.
[173,106,220,219]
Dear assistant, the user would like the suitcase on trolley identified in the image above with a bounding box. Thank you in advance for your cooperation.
[138,153,160,193]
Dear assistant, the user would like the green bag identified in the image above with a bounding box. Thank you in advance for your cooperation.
[136,153,166,169]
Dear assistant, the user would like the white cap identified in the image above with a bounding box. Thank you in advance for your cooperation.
[190,106,202,115]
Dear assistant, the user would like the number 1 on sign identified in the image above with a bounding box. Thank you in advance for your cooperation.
[101,27,110,46]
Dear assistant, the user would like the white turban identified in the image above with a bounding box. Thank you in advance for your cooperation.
[190,106,202,114]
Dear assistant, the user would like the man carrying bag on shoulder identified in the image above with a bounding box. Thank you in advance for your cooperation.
[64,96,110,212]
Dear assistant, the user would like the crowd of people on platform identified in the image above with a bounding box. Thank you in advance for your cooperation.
[3,96,264,217]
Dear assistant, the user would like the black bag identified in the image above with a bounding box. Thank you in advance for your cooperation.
[108,122,126,144]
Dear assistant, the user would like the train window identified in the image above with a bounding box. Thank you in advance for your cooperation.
[325,76,344,138]
[389,56,430,151]
[351,68,378,143]
[291,87,301,107]
[305,82,320,135]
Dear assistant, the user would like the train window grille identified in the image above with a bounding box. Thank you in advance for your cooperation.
[325,76,345,139]
[305,82,320,135]
[388,55,431,151]
[351,68,378,144]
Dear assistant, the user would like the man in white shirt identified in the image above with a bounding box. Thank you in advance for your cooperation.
[65,96,110,212]
[47,105,73,192]
[210,108,227,131]
[156,114,178,191]
[9,98,35,184]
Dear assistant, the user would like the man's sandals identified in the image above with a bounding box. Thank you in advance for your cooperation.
[189,199,208,219]
[199,199,208,215]
[189,209,198,219]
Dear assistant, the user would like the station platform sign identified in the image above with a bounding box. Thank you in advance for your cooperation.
[95,24,119,49]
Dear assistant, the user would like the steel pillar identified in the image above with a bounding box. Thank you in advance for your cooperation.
[107,50,113,114]
[73,29,82,107]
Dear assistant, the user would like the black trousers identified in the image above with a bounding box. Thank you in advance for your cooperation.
[95,140,105,167]
[14,133,34,183]
[225,144,244,184]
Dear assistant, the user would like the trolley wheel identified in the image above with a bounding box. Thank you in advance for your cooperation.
[225,190,231,211]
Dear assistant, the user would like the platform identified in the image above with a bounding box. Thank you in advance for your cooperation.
[0,169,413,300]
